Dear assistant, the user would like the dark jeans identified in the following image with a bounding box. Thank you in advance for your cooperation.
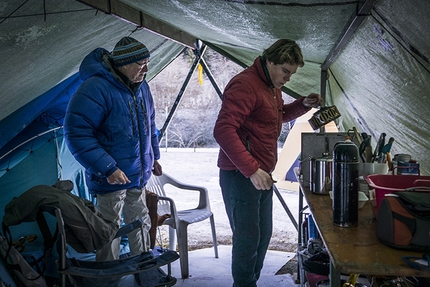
[220,169,273,287]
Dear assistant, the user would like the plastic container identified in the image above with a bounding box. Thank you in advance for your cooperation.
[360,162,388,177]
[308,214,319,239]
[365,174,430,217]
[358,191,369,209]
[358,177,370,196]
[395,162,420,175]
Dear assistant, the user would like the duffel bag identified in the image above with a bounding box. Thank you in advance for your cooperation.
[376,191,430,252]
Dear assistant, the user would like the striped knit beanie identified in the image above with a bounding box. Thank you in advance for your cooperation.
[112,37,150,67]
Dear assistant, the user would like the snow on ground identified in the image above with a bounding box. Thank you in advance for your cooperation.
[156,148,299,252]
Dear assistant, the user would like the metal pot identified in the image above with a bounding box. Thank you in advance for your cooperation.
[310,153,332,195]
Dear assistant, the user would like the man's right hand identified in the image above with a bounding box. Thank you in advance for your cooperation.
[107,169,131,185]
[249,168,275,190]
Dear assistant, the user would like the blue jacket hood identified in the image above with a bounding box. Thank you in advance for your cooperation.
[79,48,126,90]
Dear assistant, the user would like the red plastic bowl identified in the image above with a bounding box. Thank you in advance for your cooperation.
[365,174,430,218]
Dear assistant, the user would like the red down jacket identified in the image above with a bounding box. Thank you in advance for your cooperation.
[213,56,310,178]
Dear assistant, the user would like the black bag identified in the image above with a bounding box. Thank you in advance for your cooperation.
[302,251,330,276]
[0,234,47,287]
[376,191,430,252]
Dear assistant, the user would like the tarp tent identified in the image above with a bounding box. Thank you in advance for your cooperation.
[1,0,429,214]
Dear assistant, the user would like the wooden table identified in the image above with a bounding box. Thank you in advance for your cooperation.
[296,172,430,286]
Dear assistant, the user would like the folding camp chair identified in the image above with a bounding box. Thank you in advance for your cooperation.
[2,183,180,287]
[46,206,179,287]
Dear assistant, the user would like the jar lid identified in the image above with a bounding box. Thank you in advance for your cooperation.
[333,140,359,162]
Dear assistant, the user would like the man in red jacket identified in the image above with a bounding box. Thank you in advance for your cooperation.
[213,39,322,287]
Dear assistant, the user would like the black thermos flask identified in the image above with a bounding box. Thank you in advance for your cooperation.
[332,137,359,227]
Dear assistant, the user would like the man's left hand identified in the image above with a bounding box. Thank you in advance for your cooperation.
[152,160,162,176]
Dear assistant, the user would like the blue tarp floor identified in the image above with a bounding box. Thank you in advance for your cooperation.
[163,245,298,287]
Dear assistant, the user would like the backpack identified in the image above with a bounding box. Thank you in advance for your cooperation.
[376,191,430,252]
[2,181,179,287]
[0,233,47,287]
[3,182,118,253]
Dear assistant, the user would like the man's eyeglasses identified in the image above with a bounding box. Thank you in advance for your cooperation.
[134,59,150,68]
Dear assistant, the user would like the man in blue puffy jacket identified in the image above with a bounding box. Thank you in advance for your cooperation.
[64,37,162,261]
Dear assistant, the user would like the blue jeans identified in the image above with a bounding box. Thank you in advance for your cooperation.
[220,169,273,287]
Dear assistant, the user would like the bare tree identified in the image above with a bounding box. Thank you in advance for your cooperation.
[150,47,242,147]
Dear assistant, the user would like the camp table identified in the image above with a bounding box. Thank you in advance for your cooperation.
[294,168,430,287]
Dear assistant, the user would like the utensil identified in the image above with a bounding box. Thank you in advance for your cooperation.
[372,133,386,162]
[381,137,394,154]
[359,136,371,163]
[343,274,359,287]
[353,127,362,144]
[364,145,373,163]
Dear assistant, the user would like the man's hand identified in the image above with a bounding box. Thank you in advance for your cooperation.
[249,168,276,190]
[303,93,323,108]
[152,160,162,176]
[107,169,131,185]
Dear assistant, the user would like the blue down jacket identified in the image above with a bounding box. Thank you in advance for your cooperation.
[64,48,160,194]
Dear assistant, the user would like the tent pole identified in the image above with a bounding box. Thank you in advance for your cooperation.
[0,126,62,161]
[199,57,223,99]
[158,43,207,141]
[274,185,298,231]
[321,0,377,70]
[319,69,328,133]
[320,69,327,104]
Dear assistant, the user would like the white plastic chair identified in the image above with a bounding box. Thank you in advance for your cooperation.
[146,173,218,279]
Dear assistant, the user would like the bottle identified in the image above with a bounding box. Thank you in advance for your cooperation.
[301,216,308,246]
[332,137,359,227]
[308,214,319,239]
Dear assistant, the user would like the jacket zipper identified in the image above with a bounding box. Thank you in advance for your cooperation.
[271,87,279,171]
[140,100,149,134]
[271,87,279,138]
[246,137,251,153]
[128,101,135,135]
[132,94,145,188]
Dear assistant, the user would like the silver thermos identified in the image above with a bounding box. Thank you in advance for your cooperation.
[332,137,359,227]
